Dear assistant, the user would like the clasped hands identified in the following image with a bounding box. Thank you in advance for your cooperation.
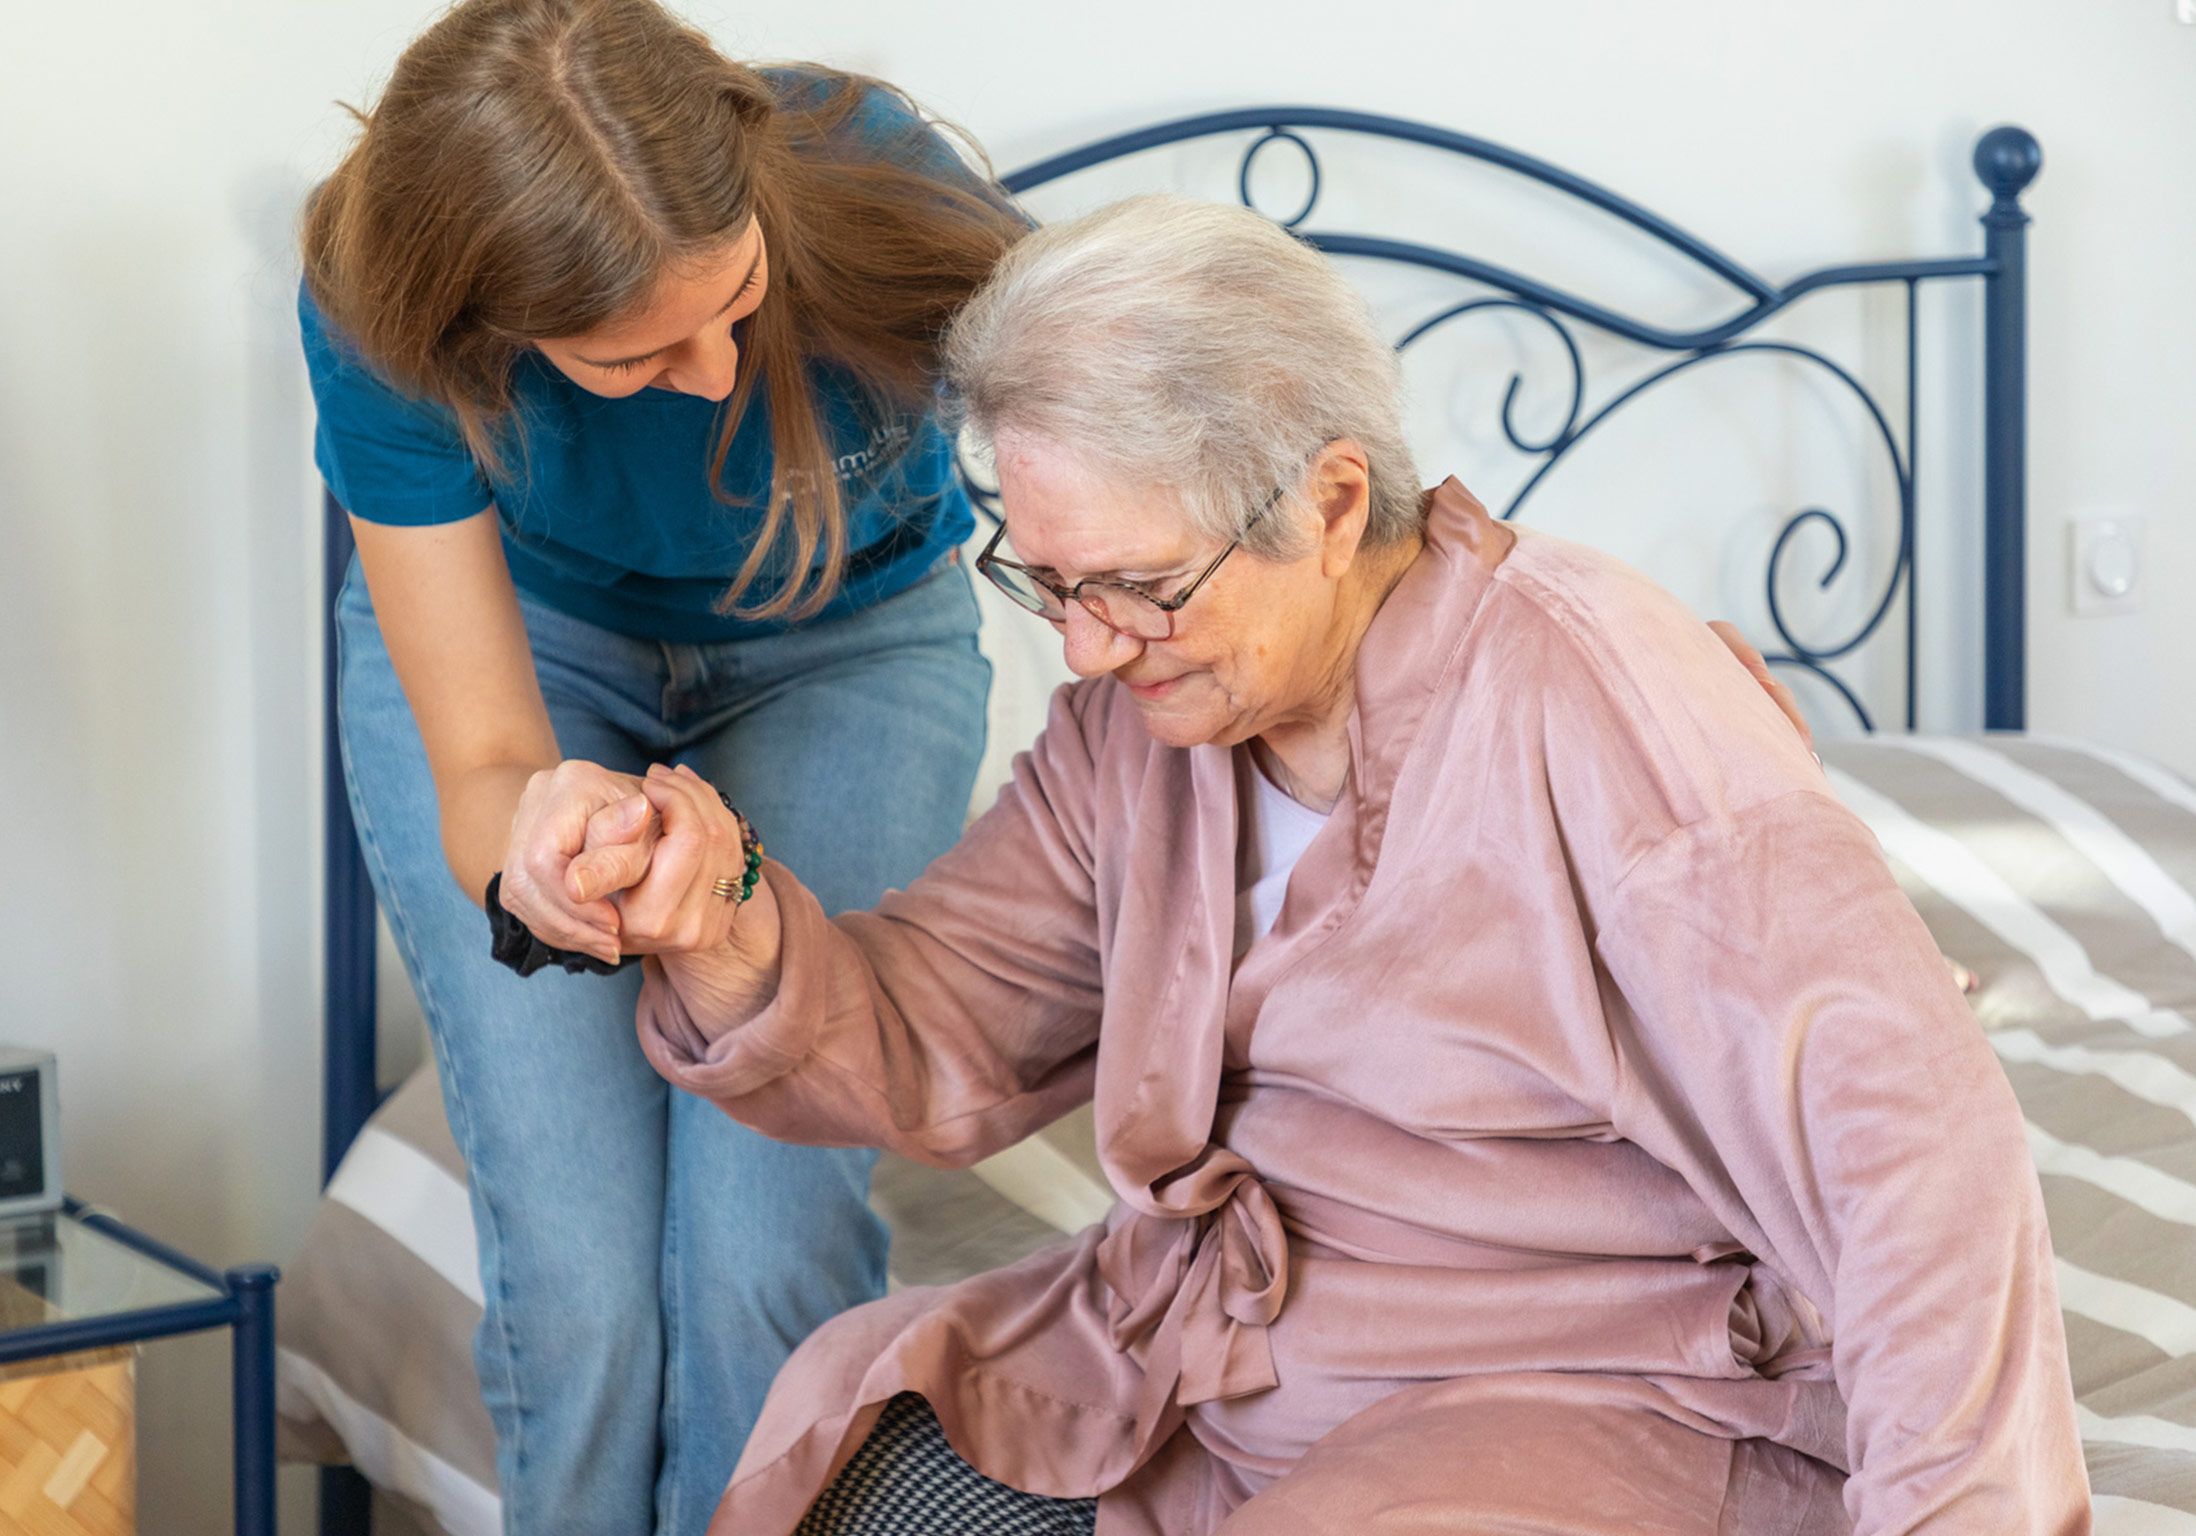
[493,760,760,970]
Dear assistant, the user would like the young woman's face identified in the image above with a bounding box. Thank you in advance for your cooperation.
[534,220,770,401]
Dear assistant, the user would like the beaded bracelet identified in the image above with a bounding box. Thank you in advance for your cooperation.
[710,791,766,907]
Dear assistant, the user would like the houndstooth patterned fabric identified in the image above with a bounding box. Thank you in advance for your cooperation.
[795,1393,1100,1536]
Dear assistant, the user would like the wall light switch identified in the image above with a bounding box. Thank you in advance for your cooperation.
[2181,0,2196,25]
[2069,513,2145,616]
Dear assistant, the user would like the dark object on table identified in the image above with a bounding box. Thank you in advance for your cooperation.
[0,1047,62,1219]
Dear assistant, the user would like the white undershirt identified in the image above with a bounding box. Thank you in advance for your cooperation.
[1234,749,1333,957]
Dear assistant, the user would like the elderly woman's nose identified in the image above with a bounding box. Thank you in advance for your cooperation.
[1059,603,1139,678]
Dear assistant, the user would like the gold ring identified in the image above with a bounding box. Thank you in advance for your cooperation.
[710,877,740,900]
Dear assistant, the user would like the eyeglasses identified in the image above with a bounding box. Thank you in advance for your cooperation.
[974,489,1281,641]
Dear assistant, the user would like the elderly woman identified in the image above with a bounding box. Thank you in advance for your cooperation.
[591,198,2088,1533]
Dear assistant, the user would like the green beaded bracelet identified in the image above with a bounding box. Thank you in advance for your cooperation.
[711,789,765,906]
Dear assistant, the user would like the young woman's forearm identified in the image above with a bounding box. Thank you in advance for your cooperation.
[351,510,566,905]
[438,760,556,905]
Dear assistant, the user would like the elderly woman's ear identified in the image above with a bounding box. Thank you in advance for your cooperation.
[1306,439,1375,573]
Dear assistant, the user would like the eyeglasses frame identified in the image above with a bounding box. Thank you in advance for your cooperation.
[973,487,1283,641]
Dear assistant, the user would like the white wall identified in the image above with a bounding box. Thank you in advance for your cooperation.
[1,0,2187,1527]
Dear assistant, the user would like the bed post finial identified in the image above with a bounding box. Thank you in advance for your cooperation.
[1975,125,2039,733]
[1975,126,2043,211]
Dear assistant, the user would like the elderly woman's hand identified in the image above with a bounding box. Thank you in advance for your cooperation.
[496,758,656,967]
[1708,621,1814,755]
[586,763,757,957]
[629,764,786,1043]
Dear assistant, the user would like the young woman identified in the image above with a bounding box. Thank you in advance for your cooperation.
[300,1,1024,1529]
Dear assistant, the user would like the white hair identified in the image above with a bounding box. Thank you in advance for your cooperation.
[942,195,1422,557]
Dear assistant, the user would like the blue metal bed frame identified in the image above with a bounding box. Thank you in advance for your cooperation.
[313,108,2041,1532]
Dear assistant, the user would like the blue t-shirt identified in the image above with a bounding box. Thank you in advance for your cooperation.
[301,79,999,642]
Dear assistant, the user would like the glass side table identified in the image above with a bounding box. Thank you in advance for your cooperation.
[0,1198,278,1536]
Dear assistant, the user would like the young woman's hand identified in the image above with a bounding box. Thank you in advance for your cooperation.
[496,758,654,966]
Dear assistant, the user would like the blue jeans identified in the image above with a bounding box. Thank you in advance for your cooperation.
[335,556,990,1536]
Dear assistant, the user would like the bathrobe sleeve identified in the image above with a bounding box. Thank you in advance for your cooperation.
[637,682,1109,1169]
[1595,788,2088,1535]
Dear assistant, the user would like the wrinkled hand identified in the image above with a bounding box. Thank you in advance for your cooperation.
[1708,621,1814,756]
[497,759,655,967]
[598,763,755,957]
[632,765,786,1046]
[637,894,785,1053]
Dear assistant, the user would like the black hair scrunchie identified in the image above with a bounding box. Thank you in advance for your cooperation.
[483,871,638,978]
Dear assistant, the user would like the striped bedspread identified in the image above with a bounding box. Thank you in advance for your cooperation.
[278,733,2196,1534]
[1824,735,2196,1533]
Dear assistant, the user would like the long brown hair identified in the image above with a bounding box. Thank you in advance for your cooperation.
[302,0,1023,619]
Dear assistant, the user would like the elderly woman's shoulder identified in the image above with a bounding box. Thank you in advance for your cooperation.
[1484,529,1712,665]
[1468,528,1824,826]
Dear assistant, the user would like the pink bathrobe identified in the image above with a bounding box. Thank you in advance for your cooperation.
[639,480,2089,1535]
